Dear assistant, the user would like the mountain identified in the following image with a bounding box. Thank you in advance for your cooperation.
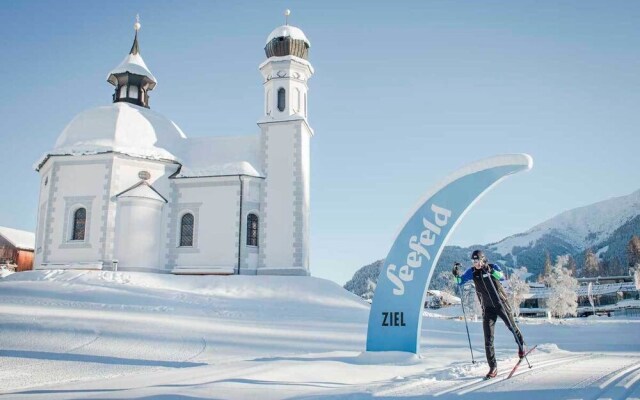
[345,189,640,297]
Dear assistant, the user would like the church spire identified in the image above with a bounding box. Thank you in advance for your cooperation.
[106,15,157,108]
[130,15,141,55]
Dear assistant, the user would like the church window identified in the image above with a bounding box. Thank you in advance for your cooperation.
[72,208,86,241]
[247,214,258,247]
[277,88,286,112]
[180,213,195,247]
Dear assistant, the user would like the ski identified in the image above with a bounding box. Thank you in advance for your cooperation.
[506,345,537,379]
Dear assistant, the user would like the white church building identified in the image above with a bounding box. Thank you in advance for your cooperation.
[33,17,314,276]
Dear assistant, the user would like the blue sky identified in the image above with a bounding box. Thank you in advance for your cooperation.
[1,1,638,285]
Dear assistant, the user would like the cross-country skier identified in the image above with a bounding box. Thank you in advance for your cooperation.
[452,249,526,379]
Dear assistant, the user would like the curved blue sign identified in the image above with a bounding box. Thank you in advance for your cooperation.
[366,154,533,353]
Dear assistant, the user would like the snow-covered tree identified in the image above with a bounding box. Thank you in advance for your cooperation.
[461,283,482,319]
[507,267,530,317]
[544,257,579,318]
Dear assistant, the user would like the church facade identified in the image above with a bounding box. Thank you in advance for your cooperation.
[33,19,314,276]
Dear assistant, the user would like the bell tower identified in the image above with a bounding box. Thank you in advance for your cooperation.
[257,11,314,276]
[107,16,157,108]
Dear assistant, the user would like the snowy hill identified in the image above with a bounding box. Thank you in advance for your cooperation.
[347,189,640,294]
[489,188,640,259]
[1,270,640,399]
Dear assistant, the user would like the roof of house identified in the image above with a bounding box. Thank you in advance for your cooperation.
[0,226,35,251]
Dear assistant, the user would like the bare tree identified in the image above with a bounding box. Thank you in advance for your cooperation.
[628,236,640,269]
[583,248,601,278]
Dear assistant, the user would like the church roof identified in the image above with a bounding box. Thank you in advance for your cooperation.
[36,102,186,169]
[173,135,263,178]
[107,50,157,88]
[107,21,157,88]
[0,226,35,251]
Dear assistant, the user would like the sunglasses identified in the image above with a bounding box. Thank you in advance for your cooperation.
[472,259,482,264]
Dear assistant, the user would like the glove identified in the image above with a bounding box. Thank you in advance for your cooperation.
[452,262,461,277]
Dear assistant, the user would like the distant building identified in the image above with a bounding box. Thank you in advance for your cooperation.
[33,17,314,276]
[0,226,35,271]
[519,276,639,317]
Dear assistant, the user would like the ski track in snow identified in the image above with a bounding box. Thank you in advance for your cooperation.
[0,270,639,400]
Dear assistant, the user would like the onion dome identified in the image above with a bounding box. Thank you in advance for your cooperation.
[264,10,310,59]
[107,16,157,108]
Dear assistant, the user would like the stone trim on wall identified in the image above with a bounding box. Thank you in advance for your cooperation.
[60,195,96,249]
[258,129,269,269]
[42,164,60,263]
[242,204,261,271]
[100,159,115,261]
[292,125,304,270]
[171,203,203,255]
[164,181,180,269]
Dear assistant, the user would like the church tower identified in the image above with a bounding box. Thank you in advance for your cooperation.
[107,16,157,108]
[258,11,314,275]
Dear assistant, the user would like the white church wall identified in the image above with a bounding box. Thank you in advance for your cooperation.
[39,156,110,267]
[297,124,312,272]
[260,123,297,272]
[109,155,179,270]
[168,178,240,274]
[114,197,165,272]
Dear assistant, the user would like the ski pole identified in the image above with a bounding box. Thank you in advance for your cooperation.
[485,267,532,369]
[457,284,476,364]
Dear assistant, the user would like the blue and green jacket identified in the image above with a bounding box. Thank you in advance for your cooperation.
[456,263,508,311]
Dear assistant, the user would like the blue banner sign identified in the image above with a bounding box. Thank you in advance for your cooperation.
[366,154,533,353]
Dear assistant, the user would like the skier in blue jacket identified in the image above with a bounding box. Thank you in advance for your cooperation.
[452,250,526,379]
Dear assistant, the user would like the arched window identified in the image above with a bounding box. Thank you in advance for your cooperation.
[247,214,258,247]
[277,88,286,112]
[180,213,194,247]
[72,208,86,241]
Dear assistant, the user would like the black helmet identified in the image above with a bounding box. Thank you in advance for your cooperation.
[471,250,486,262]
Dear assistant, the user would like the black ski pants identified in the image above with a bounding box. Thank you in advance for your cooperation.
[482,306,525,368]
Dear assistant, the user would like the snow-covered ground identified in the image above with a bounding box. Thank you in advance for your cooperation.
[1,271,639,399]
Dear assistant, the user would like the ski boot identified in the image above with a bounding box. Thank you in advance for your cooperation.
[485,367,498,379]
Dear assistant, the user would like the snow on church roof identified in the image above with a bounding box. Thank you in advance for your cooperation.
[0,226,35,251]
[174,135,263,178]
[107,17,157,87]
[36,102,186,168]
[107,52,157,87]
